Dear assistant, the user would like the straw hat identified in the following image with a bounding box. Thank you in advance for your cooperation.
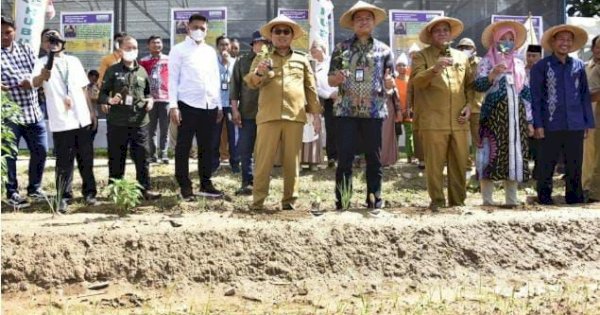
[260,15,305,40]
[339,1,386,29]
[541,24,588,53]
[457,38,475,48]
[419,16,464,45]
[481,21,527,49]
[396,53,409,65]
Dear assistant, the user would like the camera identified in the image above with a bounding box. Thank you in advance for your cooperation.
[45,33,66,46]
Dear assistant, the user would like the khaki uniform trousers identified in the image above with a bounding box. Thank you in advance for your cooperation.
[252,120,304,208]
[585,106,600,199]
[421,130,469,207]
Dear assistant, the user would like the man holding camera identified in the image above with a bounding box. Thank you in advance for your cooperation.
[99,35,161,200]
[32,29,97,213]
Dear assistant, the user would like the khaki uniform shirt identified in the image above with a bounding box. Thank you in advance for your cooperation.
[244,50,321,125]
[467,56,485,114]
[411,45,474,131]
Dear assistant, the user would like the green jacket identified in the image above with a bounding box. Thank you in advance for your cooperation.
[230,52,259,119]
[99,61,150,127]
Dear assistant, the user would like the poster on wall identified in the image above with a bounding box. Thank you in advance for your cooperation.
[60,11,114,71]
[278,8,310,52]
[170,8,227,48]
[388,10,444,59]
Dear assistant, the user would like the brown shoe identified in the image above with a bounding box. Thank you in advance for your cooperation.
[143,190,162,200]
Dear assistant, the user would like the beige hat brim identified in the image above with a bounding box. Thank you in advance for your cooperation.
[339,2,386,29]
[541,24,588,53]
[260,18,305,40]
[419,17,464,45]
[481,21,527,49]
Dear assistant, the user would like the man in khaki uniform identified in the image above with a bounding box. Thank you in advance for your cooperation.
[456,38,485,170]
[411,17,473,210]
[245,15,321,210]
[584,35,600,202]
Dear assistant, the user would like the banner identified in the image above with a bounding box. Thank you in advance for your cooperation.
[388,10,444,59]
[170,8,227,48]
[60,11,114,71]
[278,8,310,52]
[309,0,334,54]
[14,0,49,53]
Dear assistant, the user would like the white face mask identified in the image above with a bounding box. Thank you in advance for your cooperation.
[122,49,138,62]
[190,29,206,41]
[462,49,475,58]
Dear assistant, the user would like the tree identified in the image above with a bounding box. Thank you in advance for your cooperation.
[567,0,600,17]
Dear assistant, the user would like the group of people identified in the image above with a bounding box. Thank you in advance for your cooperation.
[2,0,599,214]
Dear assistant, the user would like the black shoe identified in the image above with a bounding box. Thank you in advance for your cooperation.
[537,197,554,205]
[84,195,98,206]
[327,159,336,168]
[199,183,223,198]
[235,185,252,196]
[27,189,47,202]
[282,203,295,211]
[231,165,241,174]
[150,157,158,164]
[57,198,68,214]
[181,191,197,202]
[6,193,30,209]
[143,190,162,200]
[161,158,169,165]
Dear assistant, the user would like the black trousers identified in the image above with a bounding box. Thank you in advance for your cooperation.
[335,117,383,208]
[175,102,217,194]
[536,130,584,204]
[322,98,337,161]
[107,123,151,190]
[53,126,97,199]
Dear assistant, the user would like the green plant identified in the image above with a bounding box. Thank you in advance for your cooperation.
[257,44,275,78]
[337,175,352,209]
[1,91,22,192]
[106,178,143,216]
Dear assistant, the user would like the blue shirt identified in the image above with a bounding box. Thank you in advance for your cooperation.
[218,56,235,108]
[530,54,594,131]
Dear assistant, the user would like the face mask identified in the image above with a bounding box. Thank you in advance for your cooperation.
[497,40,515,54]
[462,49,475,58]
[190,29,206,41]
[122,49,138,62]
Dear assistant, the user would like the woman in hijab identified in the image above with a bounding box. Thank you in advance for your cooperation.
[475,21,533,207]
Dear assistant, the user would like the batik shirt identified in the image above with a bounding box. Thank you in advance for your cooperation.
[1,43,43,124]
[530,54,594,131]
[329,35,393,119]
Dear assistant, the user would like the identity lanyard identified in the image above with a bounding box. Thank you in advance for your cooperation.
[55,59,70,95]
[220,64,229,91]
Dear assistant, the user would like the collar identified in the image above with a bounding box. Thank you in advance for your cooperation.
[149,52,163,59]
[120,60,140,71]
[550,53,572,65]
[351,34,374,46]
[185,36,204,46]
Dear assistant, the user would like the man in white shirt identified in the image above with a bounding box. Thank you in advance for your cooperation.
[169,14,223,200]
[32,29,97,213]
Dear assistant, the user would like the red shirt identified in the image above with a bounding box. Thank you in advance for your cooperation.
[139,53,169,101]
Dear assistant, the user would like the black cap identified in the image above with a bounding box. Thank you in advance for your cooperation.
[526,44,542,53]
[1,15,15,28]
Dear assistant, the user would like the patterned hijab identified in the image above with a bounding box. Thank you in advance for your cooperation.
[484,26,525,93]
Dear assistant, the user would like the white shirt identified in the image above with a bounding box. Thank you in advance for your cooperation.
[33,54,90,132]
[168,36,221,110]
[315,56,338,99]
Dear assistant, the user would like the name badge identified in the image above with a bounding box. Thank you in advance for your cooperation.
[355,69,364,82]
[152,72,159,79]
[221,82,228,91]
[125,95,133,106]
[505,74,514,85]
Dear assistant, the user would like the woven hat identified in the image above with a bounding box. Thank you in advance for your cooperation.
[339,1,386,29]
[481,21,527,49]
[260,15,305,40]
[419,16,464,45]
[541,24,588,53]
[457,37,475,48]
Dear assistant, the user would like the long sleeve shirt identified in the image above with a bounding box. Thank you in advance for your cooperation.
[244,49,321,125]
[139,53,169,102]
[410,45,474,131]
[315,56,337,99]
[218,55,235,108]
[1,42,43,124]
[530,54,594,131]
[168,37,221,110]
[230,51,259,119]
[97,51,120,86]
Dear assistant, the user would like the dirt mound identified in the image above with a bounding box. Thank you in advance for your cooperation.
[2,208,600,293]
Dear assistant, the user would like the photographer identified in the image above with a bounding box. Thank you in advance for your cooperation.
[32,29,97,213]
[98,35,161,200]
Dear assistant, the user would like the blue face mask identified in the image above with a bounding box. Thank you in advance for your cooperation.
[497,40,515,54]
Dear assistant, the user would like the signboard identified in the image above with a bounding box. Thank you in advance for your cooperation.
[388,10,444,58]
[170,7,227,48]
[278,8,310,51]
[60,11,114,71]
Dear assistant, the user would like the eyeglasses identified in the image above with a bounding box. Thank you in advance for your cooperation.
[272,28,292,36]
